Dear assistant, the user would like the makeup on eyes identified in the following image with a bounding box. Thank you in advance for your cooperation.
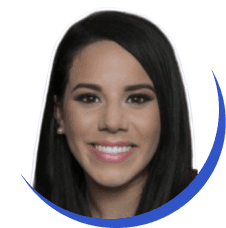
[75,93,100,103]
[127,93,153,104]
[74,92,154,105]
[72,83,156,106]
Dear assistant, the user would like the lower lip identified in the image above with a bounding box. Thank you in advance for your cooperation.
[87,145,136,163]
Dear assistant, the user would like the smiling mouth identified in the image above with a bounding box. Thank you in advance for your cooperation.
[88,143,137,162]
[92,144,134,154]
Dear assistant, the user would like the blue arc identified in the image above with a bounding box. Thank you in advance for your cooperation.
[22,71,225,228]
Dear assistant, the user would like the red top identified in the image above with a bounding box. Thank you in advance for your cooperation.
[189,169,198,183]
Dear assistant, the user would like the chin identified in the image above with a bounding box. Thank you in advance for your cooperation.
[91,169,139,189]
[98,179,128,188]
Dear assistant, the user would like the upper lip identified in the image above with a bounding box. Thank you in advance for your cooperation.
[91,141,136,147]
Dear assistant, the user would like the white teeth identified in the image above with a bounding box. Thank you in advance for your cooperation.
[94,145,132,153]
[117,147,122,153]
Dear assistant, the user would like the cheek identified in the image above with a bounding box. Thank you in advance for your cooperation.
[63,104,97,143]
[135,108,161,141]
[132,105,161,160]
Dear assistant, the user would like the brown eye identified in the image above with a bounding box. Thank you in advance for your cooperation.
[75,93,100,104]
[127,94,152,104]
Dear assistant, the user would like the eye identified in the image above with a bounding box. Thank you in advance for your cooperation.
[127,93,152,104]
[75,93,100,104]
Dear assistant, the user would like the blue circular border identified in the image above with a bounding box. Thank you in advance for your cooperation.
[22,71,225,228]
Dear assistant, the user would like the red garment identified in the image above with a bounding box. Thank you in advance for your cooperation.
[189,169,198,183]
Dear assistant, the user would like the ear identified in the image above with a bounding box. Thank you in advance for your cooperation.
[54,96,65,133]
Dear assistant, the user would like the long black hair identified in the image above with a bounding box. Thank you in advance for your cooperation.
[34,10,193,216]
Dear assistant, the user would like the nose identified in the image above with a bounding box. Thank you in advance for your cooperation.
[98,101,128,133]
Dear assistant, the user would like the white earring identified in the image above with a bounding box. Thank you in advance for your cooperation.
[57,127,64,134]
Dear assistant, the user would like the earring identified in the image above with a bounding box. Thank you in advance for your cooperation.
[57,127,64,134]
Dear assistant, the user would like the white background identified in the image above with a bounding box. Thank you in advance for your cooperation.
[0,0,219,184]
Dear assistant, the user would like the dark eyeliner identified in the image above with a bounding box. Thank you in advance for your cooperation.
[74,93,100,103]
[127,93,153,104]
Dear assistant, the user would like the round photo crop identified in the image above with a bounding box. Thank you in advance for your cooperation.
[1,1,226,227]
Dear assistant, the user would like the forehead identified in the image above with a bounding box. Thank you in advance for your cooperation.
[68,40,153,88]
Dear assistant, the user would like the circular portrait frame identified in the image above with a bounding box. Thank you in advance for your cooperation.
[22,71,225,227]
[9,4,224,227]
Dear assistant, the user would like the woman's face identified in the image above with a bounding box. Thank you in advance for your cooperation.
[55,40,161,187]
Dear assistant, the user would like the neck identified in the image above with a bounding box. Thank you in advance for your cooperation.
[85,170,147,219]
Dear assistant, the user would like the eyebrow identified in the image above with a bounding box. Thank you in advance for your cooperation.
[71,83,155,93]
[124,84,155,92]
[72,83,102,93]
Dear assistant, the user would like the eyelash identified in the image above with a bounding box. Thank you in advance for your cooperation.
[127,94,152,104]
[75,93,100,104]
[74,93,152,105]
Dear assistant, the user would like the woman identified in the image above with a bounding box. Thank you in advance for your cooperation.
[34,10,197,219]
